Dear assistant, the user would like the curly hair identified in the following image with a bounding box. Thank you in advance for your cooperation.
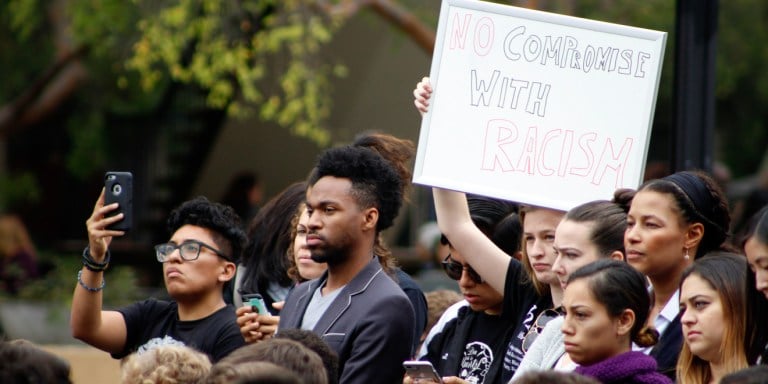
[308,145,403,232]
[120,345,211,384]
[166,196,247,263]
[351,132,415,202]
[352,132,415,275]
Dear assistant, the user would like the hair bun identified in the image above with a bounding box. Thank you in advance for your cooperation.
[633,326,659,348]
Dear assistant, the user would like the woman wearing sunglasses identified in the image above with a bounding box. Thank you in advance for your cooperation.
[412,195,521,384]
[415,77,564,383]
[512,196,631,380]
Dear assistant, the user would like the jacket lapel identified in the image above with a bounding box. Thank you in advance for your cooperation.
[284,276,325,329]
[313,257,383,334]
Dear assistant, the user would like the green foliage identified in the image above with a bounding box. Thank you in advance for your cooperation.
[6,0,42,42]
[125,0,343,145]
[66,111,108,180]
[11,251,142,309]
[0,173,40,211]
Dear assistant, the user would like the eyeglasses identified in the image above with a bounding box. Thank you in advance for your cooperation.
[522,307,564,353]
[154,240,231,263]
[441,254,483,284]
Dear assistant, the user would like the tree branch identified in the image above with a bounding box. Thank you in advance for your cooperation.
[0,46,89,139]
[368,0,435,54]
[315,0,436,55]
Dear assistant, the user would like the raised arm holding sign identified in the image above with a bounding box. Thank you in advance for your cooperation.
[413,0,666,211]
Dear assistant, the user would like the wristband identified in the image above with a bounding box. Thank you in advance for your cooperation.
[82,246,110,272]
[77,270,105,292]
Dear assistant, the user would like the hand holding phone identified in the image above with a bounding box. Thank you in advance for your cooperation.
[104,171,133,232]
[403,360,443,383]
[242,293,268,315]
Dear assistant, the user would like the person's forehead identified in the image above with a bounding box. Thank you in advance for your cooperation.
[307,176,354,202]
[170,224,217,243]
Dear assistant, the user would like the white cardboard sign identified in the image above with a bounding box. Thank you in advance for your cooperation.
[413,0,667,211]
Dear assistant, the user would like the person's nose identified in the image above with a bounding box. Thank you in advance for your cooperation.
[680,307,695,326]
[529,239,545,259]
[458,268,476,289]
[552,254,565,276]
[307,210,321,231]
[755,270,768,292]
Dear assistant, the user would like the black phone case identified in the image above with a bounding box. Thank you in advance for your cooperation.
[104,171,133,231]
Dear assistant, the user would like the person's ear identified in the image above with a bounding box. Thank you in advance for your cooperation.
[610,250,625,262]
[362,207,379,231]
[513,250,523,261]
[684,222,705,251]
[219,261,237,283]
[616,309,635,337]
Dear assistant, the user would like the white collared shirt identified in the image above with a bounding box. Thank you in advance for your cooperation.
[633,289,680,354]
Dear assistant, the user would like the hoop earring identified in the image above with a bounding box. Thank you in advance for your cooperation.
[684,248,690,260]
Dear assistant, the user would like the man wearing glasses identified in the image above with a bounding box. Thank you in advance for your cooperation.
[70,191,247,362]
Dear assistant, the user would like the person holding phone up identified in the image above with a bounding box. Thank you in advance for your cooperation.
[70,187,247,362]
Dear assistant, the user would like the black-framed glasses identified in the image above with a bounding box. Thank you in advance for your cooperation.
[154,240,231,263]
[441,254,483,283]
[522,307,564,353]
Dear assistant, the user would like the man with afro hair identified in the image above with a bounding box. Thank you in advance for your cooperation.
[278,145,416,384]
[71,192,247,362]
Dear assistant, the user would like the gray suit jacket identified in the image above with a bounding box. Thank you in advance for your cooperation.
[279,257,415,384]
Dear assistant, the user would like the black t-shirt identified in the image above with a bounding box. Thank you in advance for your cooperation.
[457,312,508,383]
[115,299,246,362]
[498,259,553,383]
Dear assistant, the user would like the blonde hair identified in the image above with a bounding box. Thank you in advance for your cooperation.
[121,345,211,384]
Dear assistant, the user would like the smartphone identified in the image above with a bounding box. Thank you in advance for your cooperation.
[403,360,443,383]
[104,171,133,232]
[242,293,268,315]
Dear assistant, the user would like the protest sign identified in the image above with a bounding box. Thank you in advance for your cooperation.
[413,0,667,210]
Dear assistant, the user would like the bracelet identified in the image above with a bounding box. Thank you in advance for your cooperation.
[82,246,110,272]
[77,270,105,292]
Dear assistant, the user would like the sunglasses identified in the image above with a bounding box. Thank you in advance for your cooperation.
[522,307,564,353]
[441,254,483,283]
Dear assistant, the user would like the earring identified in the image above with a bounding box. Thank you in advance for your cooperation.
[684,248,690,260]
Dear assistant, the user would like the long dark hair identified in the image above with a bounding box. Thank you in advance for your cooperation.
[737,205,768,365]
[240,182,307,298]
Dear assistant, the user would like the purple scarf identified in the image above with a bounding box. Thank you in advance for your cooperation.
[575,351,673,384]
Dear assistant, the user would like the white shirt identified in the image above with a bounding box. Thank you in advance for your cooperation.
[633,289,680,354]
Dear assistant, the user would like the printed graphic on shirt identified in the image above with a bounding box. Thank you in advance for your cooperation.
[503,304,538,374]
[137,335,186,355]
[459,341,494,384]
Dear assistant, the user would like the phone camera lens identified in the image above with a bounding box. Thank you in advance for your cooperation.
[112,184,122,195]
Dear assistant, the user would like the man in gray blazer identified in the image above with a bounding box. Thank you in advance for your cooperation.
[278,145,415,384]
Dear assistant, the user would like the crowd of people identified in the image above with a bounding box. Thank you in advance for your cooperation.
[1,77,767,384]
